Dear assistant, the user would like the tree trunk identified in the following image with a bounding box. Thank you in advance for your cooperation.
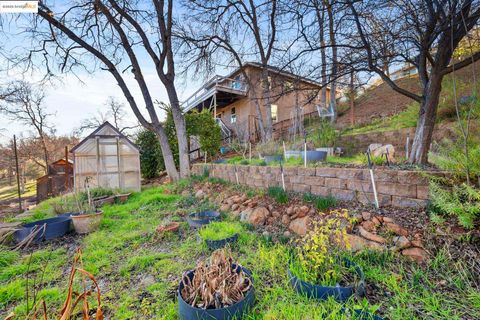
[165,84,190,178]
[154,124,179,181]
[262,68,273,141]
[350,71,355,126]
[409,72,443,164]
[326,0,337,123]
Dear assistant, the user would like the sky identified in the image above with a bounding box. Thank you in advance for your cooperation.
[0,2,211,145]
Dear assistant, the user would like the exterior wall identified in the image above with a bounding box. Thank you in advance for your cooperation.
[192,163,443,209]
[217,66,326,141]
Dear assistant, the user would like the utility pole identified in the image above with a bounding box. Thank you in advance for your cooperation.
[13,135,22,212]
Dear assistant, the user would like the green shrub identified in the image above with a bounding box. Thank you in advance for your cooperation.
[199,222,243,241]
[429,181,480,229]
[303,193,337,210]
[308,120,340,147]
[268,186,289,204]
[136,129,164,179]
[79,187,114,202]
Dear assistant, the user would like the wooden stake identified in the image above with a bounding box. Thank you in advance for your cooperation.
[249,142,252,161]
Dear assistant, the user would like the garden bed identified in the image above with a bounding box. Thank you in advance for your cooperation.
[0,177,479,319]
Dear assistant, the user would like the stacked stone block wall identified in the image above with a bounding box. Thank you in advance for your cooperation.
[193,164,441,208]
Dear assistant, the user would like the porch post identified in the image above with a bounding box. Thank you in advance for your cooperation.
[213,93,217,118]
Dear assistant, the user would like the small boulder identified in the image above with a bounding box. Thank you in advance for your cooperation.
[283,231,291,237]
[383,217,394,223]
[361,220,376,232]
[347,234,384,252]
[248,206,269,225]
[410,239,424,248]
[272,210,281,218]
[231,204,239,211]
[358,226,386,244]
[220,204,231,212]
[286,206,294,215]
[240,208,253,222]
[247,201,258,208]
[361,211,372,221]
[195,189,205,199]
[289,217,310,236]
[402,247,428,263]
[385,223,409,237]
[371,216,381,226]
[281,214,291,226]
[393,236,411,250]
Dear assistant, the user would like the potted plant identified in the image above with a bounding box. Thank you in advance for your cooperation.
[187,210,221,228]
[178,249,255,320]
[71,183,103,234]
[199,221,242,250]
[256,141,283,163]
[288,209,365,301]
[115,193,132,204]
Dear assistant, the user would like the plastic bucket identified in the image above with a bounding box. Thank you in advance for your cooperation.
[187,211,221,228]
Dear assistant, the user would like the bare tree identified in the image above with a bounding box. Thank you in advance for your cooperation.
[1,0,191,180]
[347,0,480,164]
[0,81,53,174]
[75,96,139,135]
[180,0,285,142]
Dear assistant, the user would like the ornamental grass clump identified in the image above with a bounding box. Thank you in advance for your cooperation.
[181,249,252,309]
[199,221,243,241]
[290,209,357,286]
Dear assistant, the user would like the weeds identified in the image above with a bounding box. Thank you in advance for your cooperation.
[303,193,337,210]
[267,186,289,204]
[199,221,243,241]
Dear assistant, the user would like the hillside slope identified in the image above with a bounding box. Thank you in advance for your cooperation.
[337,61,480,129]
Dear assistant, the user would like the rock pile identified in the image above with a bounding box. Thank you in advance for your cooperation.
[351,212,428,262]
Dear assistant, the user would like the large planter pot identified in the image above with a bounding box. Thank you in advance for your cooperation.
[264,155,283,164]
[187,211,221,228]
[315,147,335,156]
[284,150,303,160]
[71,211,103,234]
[178,264,255,320]
[303,150,327,163]
[288,259,365,302]
[204,233,238,250]
[14,215,72,244]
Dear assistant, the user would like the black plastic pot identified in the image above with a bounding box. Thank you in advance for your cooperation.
[178,264,255,320]
[205,233,238,250]
[187,211,221,228]
[288,259,365,302]
[14,215,72,243]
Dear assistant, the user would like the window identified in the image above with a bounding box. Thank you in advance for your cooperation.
[230,108,237,123]
[232,75,242,90]
[271,104,278,122]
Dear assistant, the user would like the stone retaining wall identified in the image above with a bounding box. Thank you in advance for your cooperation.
[193,164,440,208]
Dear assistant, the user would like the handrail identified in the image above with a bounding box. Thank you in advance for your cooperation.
[181,76,249,112]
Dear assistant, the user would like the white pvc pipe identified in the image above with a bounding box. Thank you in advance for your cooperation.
[281,171,286,191]
[369,169,379,208]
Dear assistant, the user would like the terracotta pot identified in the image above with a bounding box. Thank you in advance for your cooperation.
[156,222,180,234]
[71,211,103,234]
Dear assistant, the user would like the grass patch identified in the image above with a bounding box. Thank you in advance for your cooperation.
[267,186,289,204]
[303,193,337,210]
[199,221,243,241]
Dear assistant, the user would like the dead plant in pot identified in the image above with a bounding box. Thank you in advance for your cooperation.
[178,249,254,319]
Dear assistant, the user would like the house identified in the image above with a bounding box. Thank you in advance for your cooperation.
[182,62,332,142]
[36,158,74,203]
[70,122,141,192]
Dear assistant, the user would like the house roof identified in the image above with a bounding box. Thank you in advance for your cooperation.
[226,62,325,88]
[70,121,139,153]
